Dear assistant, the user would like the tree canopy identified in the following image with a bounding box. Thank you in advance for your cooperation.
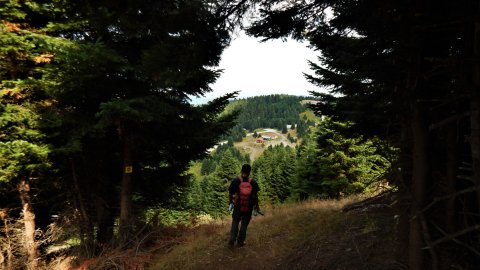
[245,0,480,268]
[0,0,242,264]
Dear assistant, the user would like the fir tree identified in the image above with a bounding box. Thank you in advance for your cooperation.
[294,118,390,199]
[0,1,63,266]
[2,0,242,248]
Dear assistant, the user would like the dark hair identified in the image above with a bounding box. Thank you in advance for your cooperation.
[241,164,251,175]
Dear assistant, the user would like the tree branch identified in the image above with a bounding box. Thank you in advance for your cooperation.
[430,222,480,257]
[411,185,480,220]
[428,224,480,247]
[429,112,470,131]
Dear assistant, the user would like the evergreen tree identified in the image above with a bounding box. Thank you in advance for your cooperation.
[185,177,204,213]
[201,158,216,176]
[0,1,64,267]
[252,145,295,204]
[207,150,241,215]
[215,149,241,184]
[0,0,241,251]
[44,0,239,242]
[246,2,480,267]
[294,118,390,199]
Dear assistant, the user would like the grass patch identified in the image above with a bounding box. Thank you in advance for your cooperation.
[149,198,374,270]
[299,109,318,122]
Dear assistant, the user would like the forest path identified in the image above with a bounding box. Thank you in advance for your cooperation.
[149,197,398,270]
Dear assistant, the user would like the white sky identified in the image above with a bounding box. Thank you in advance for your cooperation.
[191,32,322,104]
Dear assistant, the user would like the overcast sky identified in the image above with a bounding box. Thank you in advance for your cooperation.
[191,32,322,104]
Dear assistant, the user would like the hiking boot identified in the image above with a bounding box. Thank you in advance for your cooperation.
[237,242,245,247]
[228,240,235,247]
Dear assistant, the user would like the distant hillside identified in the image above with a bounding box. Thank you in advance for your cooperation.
[221,95,317,142]
[227,94,308,131]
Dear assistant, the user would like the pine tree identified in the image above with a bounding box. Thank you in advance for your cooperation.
[252,145,295,204]
[201,158,216,176]
[2,0,242,247]
[246,1,480,267]
[206,150,240,215]
[293,118,390,199]
[0,1,64,267]
[215,150,241,185]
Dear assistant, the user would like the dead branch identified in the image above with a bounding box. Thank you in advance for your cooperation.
[430,222,480,257]
[429,112,470,131]
[419,214,438,270]
[342,191,394,212]
[428,224,480,247]
[412,185,480,220]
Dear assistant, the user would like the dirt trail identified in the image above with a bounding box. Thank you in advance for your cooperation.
[149,197,399,270]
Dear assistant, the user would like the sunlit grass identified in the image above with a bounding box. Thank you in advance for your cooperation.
[149,197,362,270]
[299,109,318,122]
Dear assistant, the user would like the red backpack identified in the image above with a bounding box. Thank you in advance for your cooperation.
[238,177,253,213]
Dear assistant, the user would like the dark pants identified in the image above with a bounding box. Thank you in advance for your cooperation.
[229,208,252,244]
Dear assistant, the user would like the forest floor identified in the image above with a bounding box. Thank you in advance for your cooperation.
[146,194,403,270]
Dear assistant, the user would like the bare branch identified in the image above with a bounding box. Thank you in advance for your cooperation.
[429,112,470,131]
[419,214,438,270]
[430,222,480,257]
[412,185,480,220]
[428,224,480,247]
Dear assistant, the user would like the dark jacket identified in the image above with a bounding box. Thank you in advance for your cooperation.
[228,176,260,211]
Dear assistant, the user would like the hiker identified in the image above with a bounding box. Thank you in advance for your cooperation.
[228,164,260,247]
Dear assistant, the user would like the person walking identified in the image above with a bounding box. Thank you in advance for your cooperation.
[228,164,260,247]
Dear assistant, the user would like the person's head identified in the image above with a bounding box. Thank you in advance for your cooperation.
[241,164,251,177]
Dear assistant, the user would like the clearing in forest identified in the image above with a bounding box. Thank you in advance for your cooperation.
[237,128,297,161]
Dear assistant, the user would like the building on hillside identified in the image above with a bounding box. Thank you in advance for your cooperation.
[261,135,272,141]
[256,137,264,143]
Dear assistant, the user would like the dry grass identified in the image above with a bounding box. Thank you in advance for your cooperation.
[148,197,395,270]
[64,195,398,270]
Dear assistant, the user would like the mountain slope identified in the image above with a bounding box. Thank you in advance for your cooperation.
[225,95,307,131]
[149,196,399,270]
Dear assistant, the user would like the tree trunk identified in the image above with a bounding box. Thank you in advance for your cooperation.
[470,4,480,211]
[0,249,3,269]
[70,158,95,252]
[18,178,38,270]
[394,123,411,263]
[95,176,114,245]
[409,102,428,270]
[445,127,457,232]
[0,209,13,270]
[118,122,133,240]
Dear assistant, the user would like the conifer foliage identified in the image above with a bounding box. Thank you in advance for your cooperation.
[294,118,390,199]
[245,0,480,268]
[0,0,241,264]
[252,145,296,204]
[0,1,61,268]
